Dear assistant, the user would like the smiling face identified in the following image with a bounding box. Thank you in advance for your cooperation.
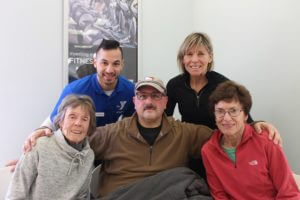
[133,86,168,127]
[183,45,212,77]
[59,105,90,144]
[215,100,248,138]
[93,48,124,91]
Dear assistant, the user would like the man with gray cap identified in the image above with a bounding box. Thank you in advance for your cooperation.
[22,76,213,199]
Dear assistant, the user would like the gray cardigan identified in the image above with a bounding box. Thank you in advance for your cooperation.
[6,130,94,200]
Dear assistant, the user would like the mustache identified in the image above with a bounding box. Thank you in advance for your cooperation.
[143,104,156,110]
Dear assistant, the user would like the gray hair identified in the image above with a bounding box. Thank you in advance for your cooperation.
[54,94,96,136]
[177,32,214,73]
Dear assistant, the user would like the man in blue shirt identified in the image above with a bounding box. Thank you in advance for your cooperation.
[42,39,135,131]
[3,40,135,171]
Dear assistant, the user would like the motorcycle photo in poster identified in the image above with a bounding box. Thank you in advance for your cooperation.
[66,0,137,83]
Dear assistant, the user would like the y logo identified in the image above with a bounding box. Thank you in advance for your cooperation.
[118,101,127,110]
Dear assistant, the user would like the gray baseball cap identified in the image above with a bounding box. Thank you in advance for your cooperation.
[135,77,166,94]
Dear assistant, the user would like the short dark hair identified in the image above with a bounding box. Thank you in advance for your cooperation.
[209,80,252,116]
[54,94,96,136]
[95,39,123,58]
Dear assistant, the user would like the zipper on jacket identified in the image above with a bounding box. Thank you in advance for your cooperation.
[194,89,205,108]
[195,93,200,107]
[234,156,237,168]
[149,146,153,165]
[234,148,238,168]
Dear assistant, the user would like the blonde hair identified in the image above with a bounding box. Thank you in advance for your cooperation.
[177,32,214,73]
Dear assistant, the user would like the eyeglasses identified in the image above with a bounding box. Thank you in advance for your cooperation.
[214,108,243,118]
[136,92,165,100]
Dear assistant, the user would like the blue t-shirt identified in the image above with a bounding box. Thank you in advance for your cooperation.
[50,74,135,126]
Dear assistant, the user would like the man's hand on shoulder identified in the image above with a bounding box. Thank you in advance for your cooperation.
[5,159,18,172]
[22,127,54,153]
[252,121,282,146]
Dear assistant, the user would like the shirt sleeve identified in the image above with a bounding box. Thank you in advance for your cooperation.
[40,116,57,131]
[165,80,177,116]
[201,147,231,200]
[123,99,135,118]
[266,142,300,199]
[50,85,73,121]
[6,149,39,199]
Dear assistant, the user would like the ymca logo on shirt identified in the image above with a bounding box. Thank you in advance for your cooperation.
[117,101,127,110]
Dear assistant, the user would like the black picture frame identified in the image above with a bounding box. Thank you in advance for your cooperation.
[63,0,138,85]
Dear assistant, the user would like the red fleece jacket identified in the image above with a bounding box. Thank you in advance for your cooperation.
[201,124,300,200]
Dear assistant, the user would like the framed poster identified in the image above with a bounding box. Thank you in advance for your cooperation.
[63,0,138,85]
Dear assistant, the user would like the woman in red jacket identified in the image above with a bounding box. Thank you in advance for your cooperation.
[202,80,300,199]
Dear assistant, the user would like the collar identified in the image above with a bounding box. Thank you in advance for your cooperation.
[182,72,210,91]
[126,112,173,142]
[55,129,90,156]
[210,124,254,150]
[92,74,124,95]
[182,71,220,88]
[55,130,90,175]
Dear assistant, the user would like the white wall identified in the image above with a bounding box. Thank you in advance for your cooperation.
[0,0,63,166]
[138,0,194,84]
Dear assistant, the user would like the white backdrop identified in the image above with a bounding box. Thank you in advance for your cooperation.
[0,0,62,166]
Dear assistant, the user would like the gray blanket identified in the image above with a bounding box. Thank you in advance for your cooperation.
[99,167,212,200]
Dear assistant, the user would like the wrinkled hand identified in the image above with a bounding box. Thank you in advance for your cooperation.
[253,122,282,146]
[22,128,53,153]
[5,159,18,172]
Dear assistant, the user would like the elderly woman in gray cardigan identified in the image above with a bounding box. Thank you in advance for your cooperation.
[6,94,96,200]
